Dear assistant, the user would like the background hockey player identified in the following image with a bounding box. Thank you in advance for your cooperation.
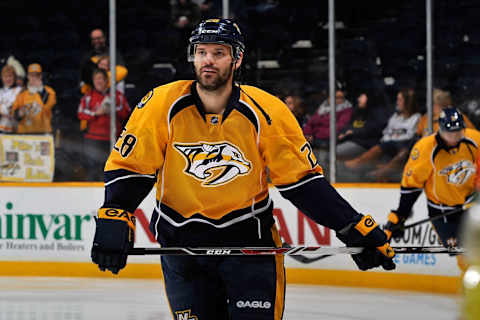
[91,18,395,320]
[385,107,480,271]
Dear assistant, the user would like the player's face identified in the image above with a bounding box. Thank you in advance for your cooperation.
[193,43,236,91]
[440,129,464,147]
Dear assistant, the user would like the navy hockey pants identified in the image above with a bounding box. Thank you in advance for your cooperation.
[160,230,285,319]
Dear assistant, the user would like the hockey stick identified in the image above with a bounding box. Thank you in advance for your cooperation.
[401,203,471,230]
[128,246,463,256]
[287,204,474,264]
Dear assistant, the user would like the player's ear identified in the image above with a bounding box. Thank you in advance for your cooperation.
[234,52,243,70]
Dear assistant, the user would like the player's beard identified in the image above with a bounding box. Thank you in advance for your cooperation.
[195,64,234,91]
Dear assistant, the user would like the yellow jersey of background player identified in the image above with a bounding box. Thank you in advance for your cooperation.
[385,107,479,271]
[402,126,480,208]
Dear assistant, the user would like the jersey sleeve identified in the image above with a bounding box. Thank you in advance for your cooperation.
[258,94,361,231]
[395,138,431,216]
[400,138,432,189]
[106,89,167,175]
[260,99,323,186]
[103,89,167,212]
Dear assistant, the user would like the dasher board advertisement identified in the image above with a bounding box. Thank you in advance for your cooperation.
[0,185,461,276]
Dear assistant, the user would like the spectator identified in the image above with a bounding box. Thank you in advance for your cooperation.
[80,29,126,94]
[336,91,389,161]
[344,88,421,181]
[5,55,26,88]
[77,69,131,181]
[303,89,353,149]
[171,0,201,32]
[284,93,308,127]
[416,89,475,137]
[302,89,352,168]
[97,55,128,93]
[11,63,56,134]
[169,0,201,76]
[359,89,476,183]
[0,65,21,132]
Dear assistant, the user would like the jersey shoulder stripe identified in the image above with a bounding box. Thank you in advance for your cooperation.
[168,94,194,124]
[237,99,260,133]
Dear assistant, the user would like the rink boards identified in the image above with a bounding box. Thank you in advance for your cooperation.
[0,183,462,293]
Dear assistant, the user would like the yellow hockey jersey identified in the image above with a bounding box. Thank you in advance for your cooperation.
[105,80,322,224]
[401,128,480,207]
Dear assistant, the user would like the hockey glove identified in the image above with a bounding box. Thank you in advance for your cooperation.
[91,208,136,274]
[383,211,407,241]
[337,215,396,271]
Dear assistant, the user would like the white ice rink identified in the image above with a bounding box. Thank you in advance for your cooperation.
[0,277,460,320]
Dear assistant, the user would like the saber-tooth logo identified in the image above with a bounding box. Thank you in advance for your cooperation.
[174,142,251,186]
[236,300,272,309]
[439,160,475,185]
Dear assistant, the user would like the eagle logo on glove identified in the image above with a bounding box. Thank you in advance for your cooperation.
[174,141,252,187]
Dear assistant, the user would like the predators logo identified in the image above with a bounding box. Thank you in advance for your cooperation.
[439,160,476,185]
[174,142,251,186]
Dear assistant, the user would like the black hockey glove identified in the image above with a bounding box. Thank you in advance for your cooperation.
[91,208,136,275]
[337,215,396,271]
[383,211,408,241]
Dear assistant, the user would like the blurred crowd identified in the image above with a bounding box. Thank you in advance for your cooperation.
[277,86,477,182]
[0,0,479,183]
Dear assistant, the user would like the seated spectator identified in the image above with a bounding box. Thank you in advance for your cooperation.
[416,89,475,137]
[0,65,22,132]
[302,89,352,168]
[77,69,131,181]
[303,89,353,149]
[344,88,421,182]
[80,29,126,94]
[284,93,308,127]
[361,89,477,183]
[11,63,56,134]
[336,91,389,161]
[97,55,128,93]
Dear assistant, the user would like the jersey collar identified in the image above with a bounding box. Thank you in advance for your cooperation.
[435,132,467,151]
[190,81,240,123]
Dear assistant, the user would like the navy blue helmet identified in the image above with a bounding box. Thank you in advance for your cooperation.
[439,107,465,132]
[188,18,245,62]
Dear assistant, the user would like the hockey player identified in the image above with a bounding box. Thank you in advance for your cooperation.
[384,107,480,270]
[91,18,395,320]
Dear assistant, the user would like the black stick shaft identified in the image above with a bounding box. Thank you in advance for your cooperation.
[128,246,463,256]
[402,205,466,230]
